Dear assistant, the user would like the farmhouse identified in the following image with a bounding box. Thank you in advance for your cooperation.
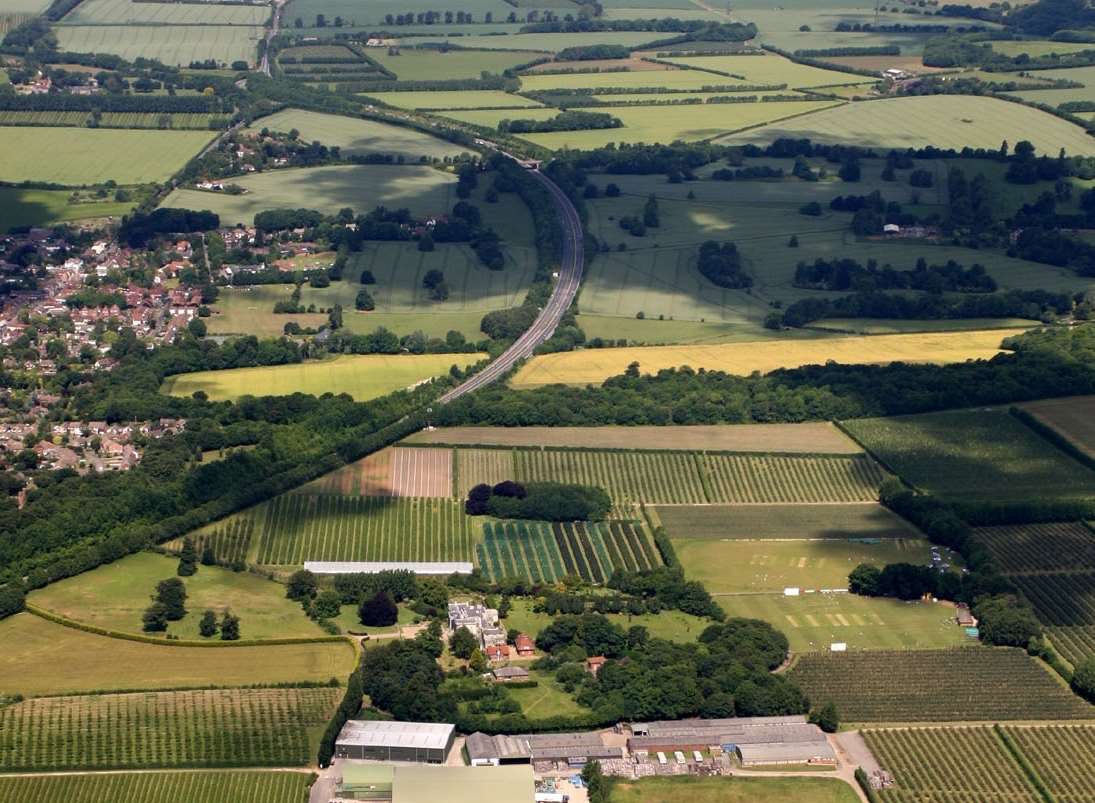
[628,715,835,765]
[448,601,507,647]
[337,763,534,803]
[334,720,456,764]
[304,561,474,576]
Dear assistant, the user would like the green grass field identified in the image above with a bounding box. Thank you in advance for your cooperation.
[0,110,224,128]
[54,24,263,66]
[500,668,592,719]
[610,776,859,803]
[162,164,458,226]
[0,127,213,185]
[504,598,709,644]
[517,68,753,92]
[28,551,325,641]
[0,771,316,803]
[369,89,544,110]
[843,409,1095,504]
[400,31,670,51]
[0,613,355,696]
[370,48,542,80]
[653,503,927,541]
[661,52,869,88]
[719,593,970,652]
[0,186,133,232]
[248,108,468,159]
[162,353,483,402]
[61,0,269,24]
[812,317,1037,334]
[990,40,1090,57]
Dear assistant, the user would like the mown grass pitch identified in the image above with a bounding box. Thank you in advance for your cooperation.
[161,353,483,402]
[28,551,326,641]
[509,330,1024,388]
[0,613,355,696]
[54,24,263,67]
[843,408,1095,504]
[0,771,316,803]
[0,127,214,185]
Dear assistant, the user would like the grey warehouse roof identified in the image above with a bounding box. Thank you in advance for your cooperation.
[305,561,474,575]
[337,720,455,751]
[737,741,837,764]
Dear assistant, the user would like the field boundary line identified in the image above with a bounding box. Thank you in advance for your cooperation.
[994,724,1057,803]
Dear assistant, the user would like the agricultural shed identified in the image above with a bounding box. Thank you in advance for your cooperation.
[737,741,837,766]
[393,764,533,803]
[627,715,829,754]
[491,666,530,683]
[335,721,455,763]
[304,561,474,575]
[465,731,621,766]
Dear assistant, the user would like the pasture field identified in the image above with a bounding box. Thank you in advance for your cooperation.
[1005,65,1095,108]
[0,772,315,803]
[1002,724,1095,800]
[0,687,340,770]
[406,422,863,453]
[717,593,968,652]
[974,521,1095,574]
[718,95,1095,156]
[279,44,359,60]
[162,164,458,226]
[161,353,483,402]
[672,536,934,594]
[789,648,1094,721]
[509,330,1023,388]
[369,48,542,80]
[842,409,1095,504]
[0,127,213,185]
[609,776,859,803]
[247,109,467,160]
[54,25,263,67]
[61,0,269,24]
[28,551,325,640]
[477,520,661,584]
[0,613,355,696]
[652,503,919,541]
[660,53,869,88]
[504,598,709,644]
[0,186,133,232]
[251,495,477,565]
[577,314,835,345]
[366,89,544,110]
[1020,395,1095,461]
[0,110,225,128]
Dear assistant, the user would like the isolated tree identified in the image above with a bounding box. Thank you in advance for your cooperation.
[788,235,799,247]
[142,602,169,632]
[200,543,216,566]
[220,611,241,641]
[287,569,317,601]
[449,625,478,659]
[359,590,398,627]
[177,537,197,576]
[605,183,620,197]
[848,563,881,596]
[187,318,207,338]
[355,289,375,311]
[156,578,187,621]
[199,609,218,637]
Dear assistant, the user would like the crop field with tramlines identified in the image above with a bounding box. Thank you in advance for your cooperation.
[253,495,475,564]
[789,648,1094,721]
[0,687,340,770]
[0,111,227,129]
[974,521,1095,574]
[1020,395,1095,461]
[164,517,253,566]
[302,447,453,498]
[652,503,920,541]
[1002,725,1095,801]
[1012,572,1095,651]
[864,727,1041,803]
[702,454,887,504]
[477,520,660,584]
[0,771,315,803]
[455,448,515,497]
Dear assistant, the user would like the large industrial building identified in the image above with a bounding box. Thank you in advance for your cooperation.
[466,731,624,767]
[335,721,456,764]
[337,763,534,803]
[628,715,836,766]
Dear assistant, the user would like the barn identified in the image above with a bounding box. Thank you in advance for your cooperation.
[335,720,456,764]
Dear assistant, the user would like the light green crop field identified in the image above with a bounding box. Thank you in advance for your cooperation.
[653,503,921,541]
[991,39,1091,57]
[60,0,269,24]
[661,52,868,88]
[610,775,859,803]
[0,127,213,185]
[0,771,316,803]
[249,109,469,159]
[366,89,544,109]
[738,6,940,53]
[162,164,458,226]
[0,186,133,232]
[162,353,484,402]
[29,551,326,641]
[518,69,752,92]
[440,106,557,128]
[54,24,263,66]
[811,317,1038,334]
[1004,64,1095,108]
[843,409,1095,504]
[369,48,542,80]
[0,613,356,696]
[401,31,669,51]
[719,593,971,652]
[719,95,1095,156]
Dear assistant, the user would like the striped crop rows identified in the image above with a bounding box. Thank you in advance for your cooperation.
[295,449,392,495]
[703,454,886,503]
[174,517,252,565]
[975,522,1095,574]
[0,771,315,803]
[1003,725,1095,801]
[1012,572,1095,627]
[0,688,339,771]
[254,495,475,564]
[1047,626,1095,669]
[0,111,227,129]
[476,520,660,584]
[514,449,707,505]
[455,448,514,497]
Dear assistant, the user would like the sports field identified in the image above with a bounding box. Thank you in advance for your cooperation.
[369,48,542,80]
[843,409,1095,504]
[1020,395,1095,461]
[368,90,545,110]
[0,186,133,231]
[509,329,1024,388]
[162,164,459,226]
[0,613,355,696]
[0,771,316,803]
[405,421,862,452]
[161,353,484,402]
[29,551,326,640]
[719,593,968,652]
[719,95,1095,156]
[248,109,467,159]
[609,776,859,803]
[653,503,921,541]
[61,0,270,24]
[54,24,263,66]
[0,127,213,185]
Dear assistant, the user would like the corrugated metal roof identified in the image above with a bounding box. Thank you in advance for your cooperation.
[337,720,455,751]
[737,741,837,764]
[304,561,474,575]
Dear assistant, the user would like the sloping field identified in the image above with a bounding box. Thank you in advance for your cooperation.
[0,127,213,185]
[162,164,458,226]
[1020,395,1095,461]
[0,186,133,231]
[389,447,453,497]
[400,31,669,51]
[654,503,921,540]
[54,25,262,66]
[703,454,886,504]
[296,448,394,495]
[369,48,542,80]
[517,68,752,92]
[366,90,544,110]
[975,521,1095,574]
[718,95,1095,156]
[1002,724,1095,800]
[510,329,1023,388]
[0,771,315,803]
[247,109,467,159]
[406,422,862,452]
[162,353,483,402]
[456,447,514,497]
[0,614,355,696]
[62,0,269,24]
[515,448,708,505]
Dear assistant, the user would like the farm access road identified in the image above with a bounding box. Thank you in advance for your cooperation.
[438,164,584,404]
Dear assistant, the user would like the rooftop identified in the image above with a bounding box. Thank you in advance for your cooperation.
[737,741,837,764]
[336,720,455,751]
[393,764,533,803]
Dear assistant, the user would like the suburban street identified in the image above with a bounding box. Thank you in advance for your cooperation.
[438,166,584,403]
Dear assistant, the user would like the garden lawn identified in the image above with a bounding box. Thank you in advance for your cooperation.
[161,353,485,402]
[332,602,417,635]
[504,669,592,720]
[0,127,214,185]
[246,109,467,159]
[610,776,859,803]
[28,551,324,640]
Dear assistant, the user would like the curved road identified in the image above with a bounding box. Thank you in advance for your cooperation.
[437,166,584,404]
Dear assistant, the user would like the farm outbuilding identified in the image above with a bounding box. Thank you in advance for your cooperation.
[465,731,622,767]
[304,561,473,575]
[335,721,455,764]
[628,715,832,761]
[737,741,837,766]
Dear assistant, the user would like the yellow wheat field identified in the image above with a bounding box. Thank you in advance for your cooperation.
[510,329,1028,388]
